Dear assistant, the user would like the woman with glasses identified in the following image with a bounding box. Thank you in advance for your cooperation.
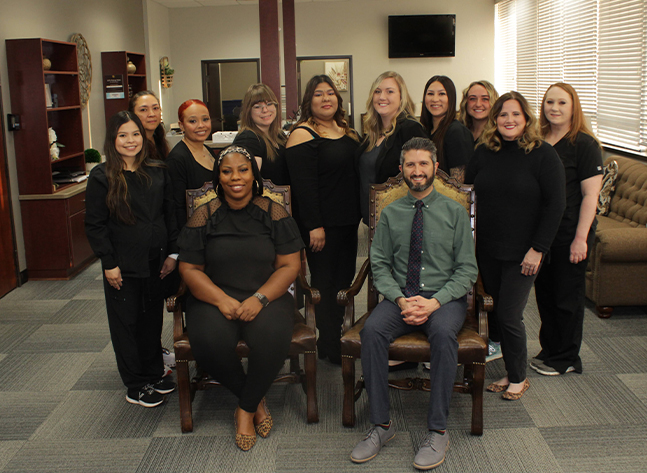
[233,84,289,185]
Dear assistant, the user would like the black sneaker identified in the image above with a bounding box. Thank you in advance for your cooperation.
[126,384,164,408]
[152,377,176,394]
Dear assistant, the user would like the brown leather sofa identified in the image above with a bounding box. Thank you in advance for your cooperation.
[586,155,647,317]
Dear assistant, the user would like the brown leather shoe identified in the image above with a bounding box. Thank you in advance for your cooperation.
[234,409,257,451]
[254,398,273,438]
[501,379,530,401]
[486,382,509,393]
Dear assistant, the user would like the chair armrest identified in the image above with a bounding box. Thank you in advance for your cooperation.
[596,227,647,261]
[298,270,320,332]
[338,258,371,334]
[166,281,186,313]
[171,281,187,343]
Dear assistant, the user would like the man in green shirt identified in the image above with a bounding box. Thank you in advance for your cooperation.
[350,137,477,470]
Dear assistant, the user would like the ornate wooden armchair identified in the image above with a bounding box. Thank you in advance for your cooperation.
[167,180,320,433]
[337,170,492,435]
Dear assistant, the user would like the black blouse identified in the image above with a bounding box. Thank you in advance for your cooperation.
[178,196,304,301]
[285,126,360,231]
[233,129,289,186]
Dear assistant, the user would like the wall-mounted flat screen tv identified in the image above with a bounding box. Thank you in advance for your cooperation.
[388,15,456,58]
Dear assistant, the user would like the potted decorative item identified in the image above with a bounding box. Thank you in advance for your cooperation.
[43,56,51,71]
[85,148,102,173]
[127,57,137,74]
[160,56,174,88]
[48,127,65,161]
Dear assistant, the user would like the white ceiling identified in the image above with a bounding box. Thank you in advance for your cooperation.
[153,0,348,7]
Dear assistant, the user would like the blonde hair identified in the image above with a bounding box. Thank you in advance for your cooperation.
[458,80,499,132]
[362,71,417,151]
[480,91,542,154]
[539,82,601,147]
[239,83,286,160]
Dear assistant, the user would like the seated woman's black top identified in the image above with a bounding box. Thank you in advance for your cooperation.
[177,195,304,301]
[233,129,289,186]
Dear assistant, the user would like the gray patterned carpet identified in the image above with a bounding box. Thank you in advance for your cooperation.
[1,233,646,472]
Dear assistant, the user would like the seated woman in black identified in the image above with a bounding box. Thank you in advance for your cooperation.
[421,75,474,183]
[233,83,288,185]
[178,145,304,451]
[85,111,178,408]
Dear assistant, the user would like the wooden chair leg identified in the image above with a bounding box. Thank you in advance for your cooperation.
[470,362,485,436]
[304,351,319,423]
[342,355,356,427]
[176,360,194,433]
[596,306,613,318]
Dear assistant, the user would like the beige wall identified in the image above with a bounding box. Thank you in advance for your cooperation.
[220,62,259,101]
[0,0,145,270]
[167,0,495,130]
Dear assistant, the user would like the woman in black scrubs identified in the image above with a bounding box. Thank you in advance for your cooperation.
[85,111,178,408]
[286,74,361,364]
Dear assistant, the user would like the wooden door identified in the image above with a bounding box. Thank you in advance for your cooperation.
[0,84,18,297]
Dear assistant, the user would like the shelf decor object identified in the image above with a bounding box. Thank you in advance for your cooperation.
[70,33,92,108]
[6,37,95,279]
[160,56,174,88]
[101,51,147,125]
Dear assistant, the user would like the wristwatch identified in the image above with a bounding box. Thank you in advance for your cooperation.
[253,292,270,308]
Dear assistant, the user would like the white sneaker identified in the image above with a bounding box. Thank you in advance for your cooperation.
[162,348,176,368]
[486,341,502,362]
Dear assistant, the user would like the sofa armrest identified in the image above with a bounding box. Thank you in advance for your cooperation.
[596,227,647,261]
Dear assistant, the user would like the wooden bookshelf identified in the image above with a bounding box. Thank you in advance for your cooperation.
[101,51,147,125]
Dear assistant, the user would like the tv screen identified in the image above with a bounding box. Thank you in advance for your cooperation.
[388,15,456,58]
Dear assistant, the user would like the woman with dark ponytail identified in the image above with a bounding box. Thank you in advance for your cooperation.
[85,111,178,408]
[129,90,171,161]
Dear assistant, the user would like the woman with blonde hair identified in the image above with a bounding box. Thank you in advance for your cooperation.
[458,80,499,141]
[531,83,603,376]
[233,83,288,185]
[356,71,427,223]
[465,91,565,400]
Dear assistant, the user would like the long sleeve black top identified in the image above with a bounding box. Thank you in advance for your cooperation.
[85,163,178,277]
[465,140,566,261]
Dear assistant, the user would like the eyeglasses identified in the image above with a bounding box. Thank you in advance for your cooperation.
[252,102,277,112]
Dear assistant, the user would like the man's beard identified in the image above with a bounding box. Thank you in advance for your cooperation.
[404,169,435,192]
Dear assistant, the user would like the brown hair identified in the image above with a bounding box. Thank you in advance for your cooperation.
[539,82,601,147]
[362,71,418,151]
[239,83,286,160]
[293,74,358,140]
[480,91,543,154]
[104,111,163,224]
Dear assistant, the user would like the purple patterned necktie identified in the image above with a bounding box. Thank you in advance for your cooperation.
[404,200,424,297]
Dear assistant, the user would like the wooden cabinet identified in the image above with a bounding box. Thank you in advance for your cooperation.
[101,51,147,125]
[5,38,94,279]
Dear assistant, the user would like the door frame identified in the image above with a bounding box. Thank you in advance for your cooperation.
[297,55,354,128]
[201,58,261,132]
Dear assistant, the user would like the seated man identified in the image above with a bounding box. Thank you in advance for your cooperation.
[350,137,478,470]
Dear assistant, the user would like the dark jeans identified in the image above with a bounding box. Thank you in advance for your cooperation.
[103,259,165,391]
[304,224,358,360]
[360,294,467,430]
[533,234,593,373]
[185,292,293,413]
[478,252,539,383]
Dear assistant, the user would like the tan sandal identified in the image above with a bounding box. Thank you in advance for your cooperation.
[254,398,273,438]
[501,379,530,401]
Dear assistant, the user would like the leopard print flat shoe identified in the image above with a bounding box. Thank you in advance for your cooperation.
[254,398,273,438]
[234,409,257,451]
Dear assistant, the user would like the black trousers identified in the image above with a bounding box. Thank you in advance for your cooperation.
[303,224,358,361]
[185,292,293,413]
[533,232,593,373]
[103,259,165,391]
[478,252,539,383]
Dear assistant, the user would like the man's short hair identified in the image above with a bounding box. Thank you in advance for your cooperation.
[400,137,437,165]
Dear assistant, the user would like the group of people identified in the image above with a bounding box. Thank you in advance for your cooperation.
[84,70,602,470]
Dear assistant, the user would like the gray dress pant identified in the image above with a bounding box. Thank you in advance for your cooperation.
[360,293,466,431]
